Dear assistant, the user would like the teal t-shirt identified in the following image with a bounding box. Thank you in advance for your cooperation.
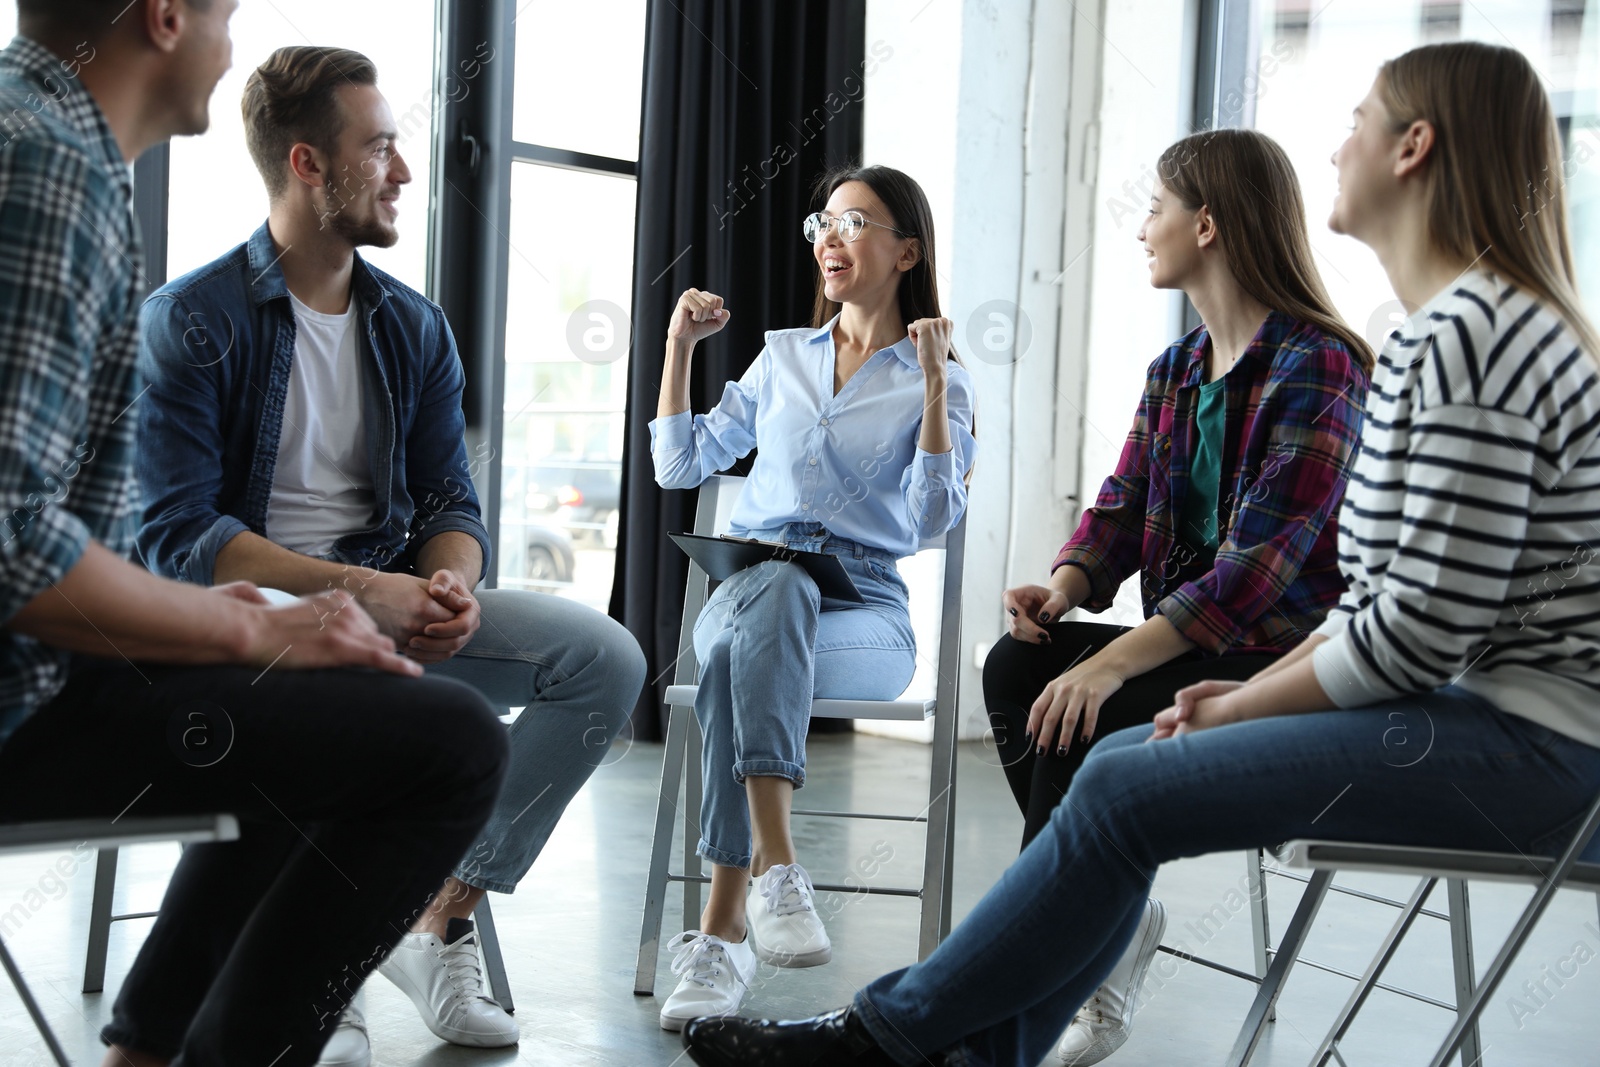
[1180,376,1227,549]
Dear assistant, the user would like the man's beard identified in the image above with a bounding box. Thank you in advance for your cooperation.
[318,182,399,249]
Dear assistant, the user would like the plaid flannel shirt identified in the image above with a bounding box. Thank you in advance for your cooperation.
[0,37,143,746]
[1054,312,1368,654]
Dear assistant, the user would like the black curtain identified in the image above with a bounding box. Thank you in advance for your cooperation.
[610,0,867,739]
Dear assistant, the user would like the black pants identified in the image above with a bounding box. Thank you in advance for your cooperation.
[0,658,510,1067]
[983,622,1277,849]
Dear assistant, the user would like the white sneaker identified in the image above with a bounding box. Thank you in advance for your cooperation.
[746,863,832,968]
[377,916,519,1048]
[658,930,757,1032]
[1055,898,1168,1065]
[315,988,371,1067]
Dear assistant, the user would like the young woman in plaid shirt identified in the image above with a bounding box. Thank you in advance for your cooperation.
[980,128,1372,1062]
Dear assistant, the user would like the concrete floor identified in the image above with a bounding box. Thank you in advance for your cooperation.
[4,733,1600,1066]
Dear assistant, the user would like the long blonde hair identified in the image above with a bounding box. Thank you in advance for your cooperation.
[1157,129,1375,373]
[1379,42,1600,359]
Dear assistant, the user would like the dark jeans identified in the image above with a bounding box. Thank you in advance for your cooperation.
[983,622,1278,848]
[0,658,510,1067]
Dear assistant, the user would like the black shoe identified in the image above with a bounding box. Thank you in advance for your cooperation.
[681,1006,901,1066]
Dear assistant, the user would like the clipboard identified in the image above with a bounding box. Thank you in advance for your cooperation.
[669,532,865,603]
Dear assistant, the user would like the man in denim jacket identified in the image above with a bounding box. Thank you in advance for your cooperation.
[136,45,645,1066]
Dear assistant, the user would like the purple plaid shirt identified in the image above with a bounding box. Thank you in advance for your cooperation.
[1054,312,1368,654]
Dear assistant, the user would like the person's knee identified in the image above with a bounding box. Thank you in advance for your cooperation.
[406,677,510,795]
[753,560,821,609]
[982,634,1050,704]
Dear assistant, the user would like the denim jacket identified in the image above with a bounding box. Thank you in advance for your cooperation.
[135,222,491,585]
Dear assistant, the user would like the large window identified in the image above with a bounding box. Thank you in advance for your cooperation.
[1242,0,1599,347]
[496,1,646,610]
[166,1,437,290]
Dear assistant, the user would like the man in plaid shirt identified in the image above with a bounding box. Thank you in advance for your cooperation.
[0,4,507,1065]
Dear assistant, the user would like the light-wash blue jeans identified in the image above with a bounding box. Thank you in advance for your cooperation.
[428,588,646,893]
[691,522,916,869]
[852,686,1600,1067]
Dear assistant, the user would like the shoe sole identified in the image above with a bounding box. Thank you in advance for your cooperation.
[379,963,519,1048]
[746,923,832,968]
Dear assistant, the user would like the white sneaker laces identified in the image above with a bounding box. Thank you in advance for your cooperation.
[758,863,816,917]
[669,931,730,989]
[437,934,497,1011]
[1076,994,1107,1028]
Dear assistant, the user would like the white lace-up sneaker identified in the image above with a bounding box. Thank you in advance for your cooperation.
[746,862,832,968]
[377,916,519,1048]
[315,988,371,1067]
[658,930,757,1032]
[1055,898,1168,1065]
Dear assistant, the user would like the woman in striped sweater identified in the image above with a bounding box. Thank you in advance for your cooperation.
[680,40,1600,1067]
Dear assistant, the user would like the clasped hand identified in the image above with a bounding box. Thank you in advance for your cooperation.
[357,569,481,664]
[1148,679,1246,741]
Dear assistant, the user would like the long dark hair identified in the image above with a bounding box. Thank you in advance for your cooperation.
[809,165,953,356]
[807,163,972,465]
[1157,129,1375,374]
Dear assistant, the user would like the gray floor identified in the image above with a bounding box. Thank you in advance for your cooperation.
[4,733,1600,1066]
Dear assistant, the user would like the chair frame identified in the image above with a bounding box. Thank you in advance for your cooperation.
[633,475,966,996]
[84,844,517,1012]
[1,815,240,1067]
[1228,786,1600,1066]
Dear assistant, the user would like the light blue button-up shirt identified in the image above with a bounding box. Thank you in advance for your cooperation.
[649,317,977,558]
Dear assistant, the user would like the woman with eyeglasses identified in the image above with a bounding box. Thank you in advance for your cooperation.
[649,164,976,1031]
[681,39,1600,1067]
[985,126,1371,1064]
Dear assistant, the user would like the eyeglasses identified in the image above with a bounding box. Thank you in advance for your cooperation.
[802,210,912,244]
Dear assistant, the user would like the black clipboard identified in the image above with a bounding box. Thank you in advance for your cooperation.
[669,533,865,603]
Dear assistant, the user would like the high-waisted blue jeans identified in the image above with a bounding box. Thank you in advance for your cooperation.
[851,686,1600,1067]
[428,588,646,893]
[691,522,916,869]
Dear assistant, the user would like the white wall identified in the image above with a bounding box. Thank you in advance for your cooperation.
[864,0,1196,737]
[865,0,1034,738]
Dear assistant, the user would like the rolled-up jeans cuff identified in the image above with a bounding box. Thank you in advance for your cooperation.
[450,869,518,894]
[697,838,753,869]
[733,758,804,788]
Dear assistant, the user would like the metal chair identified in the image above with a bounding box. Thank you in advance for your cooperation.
[1228,785,1600,1066]
[1,815,240,1066]
[83,845,516,1012]
[1161,850,1483,1066]
[633,474,967,995]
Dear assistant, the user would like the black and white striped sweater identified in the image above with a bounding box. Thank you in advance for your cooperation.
[1312,270,1600,746]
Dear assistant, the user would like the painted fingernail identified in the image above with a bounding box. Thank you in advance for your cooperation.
[1035,745,1044,756]
[1039,613,1051,623]
[1081,734,1090,744]
[1056,745,1066,757]
[1009,608,1017,617]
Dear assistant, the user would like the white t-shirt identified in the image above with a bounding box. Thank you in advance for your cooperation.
[265,292,376,557]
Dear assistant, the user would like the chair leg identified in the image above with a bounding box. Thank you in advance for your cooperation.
[1246,848,1275,1023]
[918,698,959,959]
[634,702,691,996]
[83,846,118,994]
[1446,879,1483,1067]
[2,935,72,1066]
[473,896,513,1015]
[1227,868,1334,1067]
[1311,877,1437,1065]
[682,711,705,932]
